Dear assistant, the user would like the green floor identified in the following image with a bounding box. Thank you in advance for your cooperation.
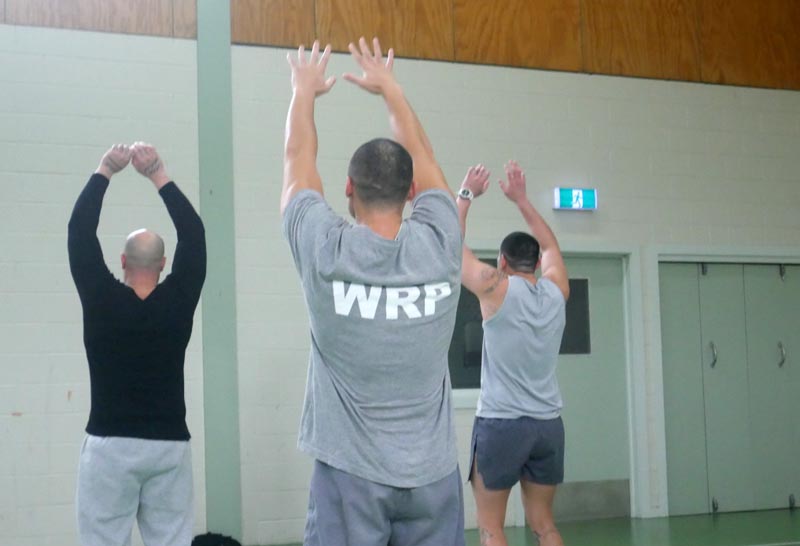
[276,510,800,546]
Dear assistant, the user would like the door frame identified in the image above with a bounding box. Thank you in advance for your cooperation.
[648,244,800,517]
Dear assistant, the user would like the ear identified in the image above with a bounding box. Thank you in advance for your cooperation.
[160,256,166,272]
[406,180,418,202]
[121,253,127,270]
[498,254,508,273]
[345,176,354,198]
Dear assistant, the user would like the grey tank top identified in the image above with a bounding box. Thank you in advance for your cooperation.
[477,275,566,419]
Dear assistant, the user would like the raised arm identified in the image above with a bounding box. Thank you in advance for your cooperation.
[458,164,508,318]
[281,41,336,215]
[68,144,131,298]
[500,161,569,300]
[344,37,451,196]
[131,143,206,303]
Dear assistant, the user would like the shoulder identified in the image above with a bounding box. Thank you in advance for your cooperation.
[283,190,344,237]
[410,189,457,216]
[535,277,567,306]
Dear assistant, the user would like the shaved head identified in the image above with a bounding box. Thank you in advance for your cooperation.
[123,229,165,272]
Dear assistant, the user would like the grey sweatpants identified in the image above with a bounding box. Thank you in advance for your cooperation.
[304,460,465,546]
[76,435,193,546]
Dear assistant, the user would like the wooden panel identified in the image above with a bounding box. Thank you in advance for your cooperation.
[699,0,800,90]
[232,0,314,47]
[315,0,453,60]
[6,0,174,36]
[454,0,581,70]
[173,0,197,38]
[582,0,700,81]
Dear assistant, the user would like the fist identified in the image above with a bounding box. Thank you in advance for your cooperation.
[99,144,132,176]
[131,142,164,178]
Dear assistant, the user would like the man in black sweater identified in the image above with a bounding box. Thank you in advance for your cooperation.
[68,143,206,546]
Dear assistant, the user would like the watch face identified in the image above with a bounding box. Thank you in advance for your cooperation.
[459,188,473,200]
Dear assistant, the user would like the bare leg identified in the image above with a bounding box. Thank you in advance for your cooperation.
[470,457,512,546]
[520,480,564,546]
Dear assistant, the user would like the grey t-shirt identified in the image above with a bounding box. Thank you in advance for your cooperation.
[477,275,566,420]
[283,189,462,488]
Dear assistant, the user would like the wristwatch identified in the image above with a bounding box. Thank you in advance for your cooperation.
[457,187,474,201]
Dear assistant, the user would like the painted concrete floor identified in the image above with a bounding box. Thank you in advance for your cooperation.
[276,509,800,546]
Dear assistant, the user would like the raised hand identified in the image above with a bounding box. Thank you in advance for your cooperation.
[499,160,527,204]
[287,40,336,97]
[131,142,170,189]
[96,144,132,179]
[461,164,491,199]
[343,37,396,95]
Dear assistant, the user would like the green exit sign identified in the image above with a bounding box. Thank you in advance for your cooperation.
[553,187,598,210]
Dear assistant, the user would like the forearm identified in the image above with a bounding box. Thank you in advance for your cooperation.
[69,174,109,235]
[384,85,432,156]
[458,197,471,240]
[383,84,448,194]
[160,182,205,243]
[282,90,322,211]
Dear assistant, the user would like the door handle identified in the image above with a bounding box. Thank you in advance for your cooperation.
[778,341,786,368]
[710,341,718,369]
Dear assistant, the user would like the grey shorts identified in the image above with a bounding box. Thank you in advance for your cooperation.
[304,460,465,546]
[469,415,565,490]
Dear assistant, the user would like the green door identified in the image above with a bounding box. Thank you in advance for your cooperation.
[558,257,629,483]
[698,264,756,513]
[659,263,709,515]
[744,264,800,510]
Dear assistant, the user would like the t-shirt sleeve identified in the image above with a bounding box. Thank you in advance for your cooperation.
[407,190,461,258]
[282,190,345,273]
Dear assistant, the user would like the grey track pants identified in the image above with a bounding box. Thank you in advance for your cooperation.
[76,435,193,546]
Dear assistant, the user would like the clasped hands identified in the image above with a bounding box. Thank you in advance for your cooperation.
[96,142,169,188]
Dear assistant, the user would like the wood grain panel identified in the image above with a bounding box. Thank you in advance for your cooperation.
[454,0,581,70]
[582,0,700,81]
[699,0,800,90]
[6,0,174,36]
[315,0,453,60]
[173,0,197,38]
[232,0,314,47]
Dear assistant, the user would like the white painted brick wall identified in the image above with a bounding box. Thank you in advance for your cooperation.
[0,24,205,546]
[233,45,800,544]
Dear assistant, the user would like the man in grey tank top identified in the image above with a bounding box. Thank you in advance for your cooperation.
[457,161,570,546]
[282,38,464,546]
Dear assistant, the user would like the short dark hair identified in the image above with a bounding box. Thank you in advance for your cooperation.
[348,138,413,207]
[500,231,540,273]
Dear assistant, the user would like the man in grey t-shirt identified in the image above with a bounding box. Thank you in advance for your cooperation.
[458,162,570,546]
[281,38,464,546]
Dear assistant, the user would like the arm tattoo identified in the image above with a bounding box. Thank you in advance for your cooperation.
[479,527,494,546]
[141,158,163,177]
[480,267,505,295]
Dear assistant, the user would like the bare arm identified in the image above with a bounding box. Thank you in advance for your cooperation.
[281,42,336,215]
[458,164,508,318]
[344,37,451,196]
[501,161,569,300]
